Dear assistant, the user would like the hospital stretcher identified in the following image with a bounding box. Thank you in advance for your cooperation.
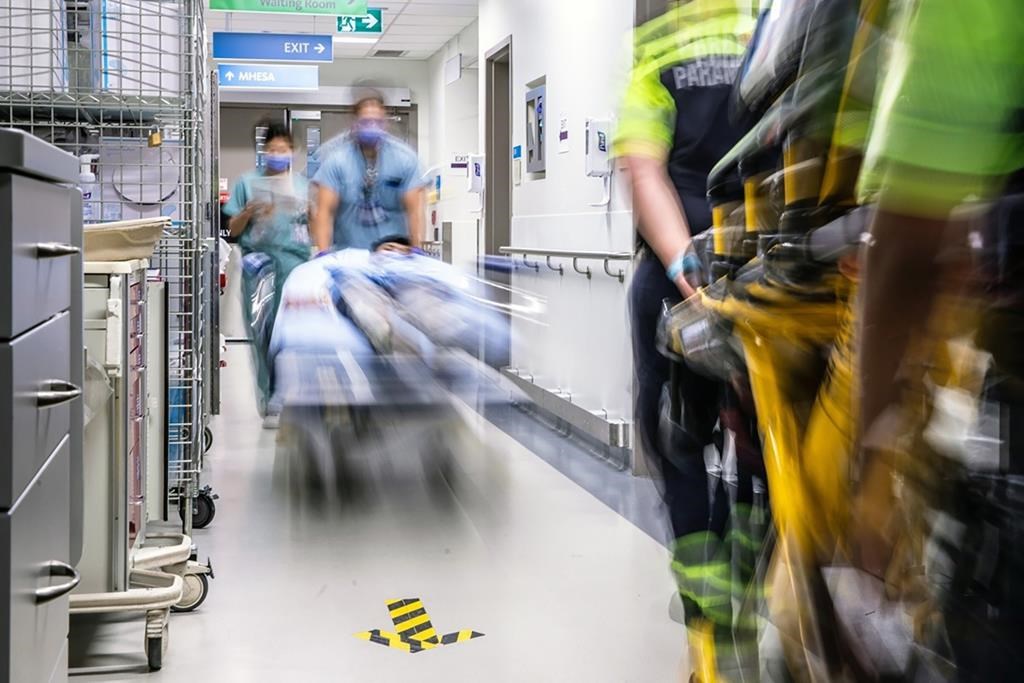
[265,252,520,502]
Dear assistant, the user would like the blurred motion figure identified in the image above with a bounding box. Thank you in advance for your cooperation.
[223,121,311,424]
[855,0,1024,678]
[310,89,427,253]
[613,0,759,674]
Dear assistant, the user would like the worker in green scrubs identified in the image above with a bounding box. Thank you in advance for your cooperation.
[224,122,311,423]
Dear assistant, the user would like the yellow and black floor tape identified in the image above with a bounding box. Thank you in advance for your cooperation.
[355,598,484,654]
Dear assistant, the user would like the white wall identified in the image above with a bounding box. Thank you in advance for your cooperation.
[426,21,481,261]
[478,0,636,423]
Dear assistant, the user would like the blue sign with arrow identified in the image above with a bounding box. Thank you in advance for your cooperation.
[213,32,333,63]
[218,63,320,91]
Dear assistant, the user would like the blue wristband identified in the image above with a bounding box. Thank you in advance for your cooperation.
[667,253,701,281]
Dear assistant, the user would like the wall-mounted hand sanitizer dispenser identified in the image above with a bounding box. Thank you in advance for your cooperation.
[468,154,485,194]
[467,154,485,213]
[585,118,613,206]
[585,118,612,177]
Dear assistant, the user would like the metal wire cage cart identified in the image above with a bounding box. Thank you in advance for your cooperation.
[1,0,219,667]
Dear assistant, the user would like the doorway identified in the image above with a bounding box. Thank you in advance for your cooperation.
[484,37,512,368]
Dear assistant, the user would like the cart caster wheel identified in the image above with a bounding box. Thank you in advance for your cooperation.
[192,491,216,529]
[171,573,209,613]
[144,625,168,671]
[146,638,162,671]
[203,427,214,453]
[180,491,217,529]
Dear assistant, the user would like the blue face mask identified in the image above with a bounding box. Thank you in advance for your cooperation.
[354,119,385,147]
[264,153,292,172]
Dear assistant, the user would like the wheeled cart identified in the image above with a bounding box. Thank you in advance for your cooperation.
[71,260,212,673]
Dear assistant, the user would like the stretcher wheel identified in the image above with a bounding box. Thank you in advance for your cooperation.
[144,624,168,671]
[203,427,214,454]
[179,491,217,529]
[192,492,216,529]
[171,573,209,613]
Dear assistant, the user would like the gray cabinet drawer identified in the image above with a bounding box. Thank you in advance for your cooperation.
[0,313,73,509]
[0,174,76,340]
[0,438,71,683]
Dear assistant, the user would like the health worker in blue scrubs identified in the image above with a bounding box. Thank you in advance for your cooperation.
[309,89,426,254]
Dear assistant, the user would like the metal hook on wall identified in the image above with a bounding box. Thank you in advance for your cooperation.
[522,253,540,271]
[603,258,625,283]
[572,257,592,279]
[546,255,564,275]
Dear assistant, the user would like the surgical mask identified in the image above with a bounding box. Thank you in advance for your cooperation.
[264,153,292,172]
[354,119,385,147]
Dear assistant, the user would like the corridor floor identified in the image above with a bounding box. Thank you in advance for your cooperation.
[76,346,684,682]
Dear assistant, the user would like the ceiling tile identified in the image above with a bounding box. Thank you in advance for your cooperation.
[377,38,446,48]
[383,25,450,36]
[400,3,477,17]
[391,14,470,27]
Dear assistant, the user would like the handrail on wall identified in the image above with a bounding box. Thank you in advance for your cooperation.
[498,246,632,283]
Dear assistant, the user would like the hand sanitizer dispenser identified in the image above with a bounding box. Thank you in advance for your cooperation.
[468,154,485,213]
[585,119,612,206]
[468,155,485,194]
[585,119,612,177]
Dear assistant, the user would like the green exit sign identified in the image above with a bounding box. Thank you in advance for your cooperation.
[337,7,382,34]
[210,0,366,16]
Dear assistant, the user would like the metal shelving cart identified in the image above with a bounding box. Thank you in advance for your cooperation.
[1,0,219,671]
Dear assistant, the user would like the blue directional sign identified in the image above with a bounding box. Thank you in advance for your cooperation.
[218,64,320,91]
[213,32,333,63]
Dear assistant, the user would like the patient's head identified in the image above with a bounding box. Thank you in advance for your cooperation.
[372,235,412,254]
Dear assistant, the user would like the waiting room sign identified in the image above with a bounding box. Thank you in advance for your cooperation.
[210,0,366,16]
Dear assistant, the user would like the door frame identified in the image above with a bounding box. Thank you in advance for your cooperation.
[483,36,513,368]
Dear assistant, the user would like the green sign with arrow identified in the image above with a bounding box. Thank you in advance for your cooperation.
[210,0,366,16]
[337,7,382,34]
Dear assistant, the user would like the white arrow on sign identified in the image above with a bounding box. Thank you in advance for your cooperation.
[314,42,326,54]
[362,13,378,29]
[225,71,235,81]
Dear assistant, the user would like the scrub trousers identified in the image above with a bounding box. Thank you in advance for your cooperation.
[242,247,309,415]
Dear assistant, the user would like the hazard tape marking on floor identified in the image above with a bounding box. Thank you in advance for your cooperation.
[355,598,484,654]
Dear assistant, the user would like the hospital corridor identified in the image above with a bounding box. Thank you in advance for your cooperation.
[3,0,1024,681]
[71,344,683,681]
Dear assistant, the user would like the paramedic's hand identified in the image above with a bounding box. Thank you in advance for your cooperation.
[674,272,697,299]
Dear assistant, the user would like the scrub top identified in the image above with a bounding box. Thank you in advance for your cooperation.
[312,133,425,251]
[223,170,311,257]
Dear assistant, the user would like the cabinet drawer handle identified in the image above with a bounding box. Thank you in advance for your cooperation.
[36,380,83,407]
[35,561,80,603]
[36,242,81,258]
